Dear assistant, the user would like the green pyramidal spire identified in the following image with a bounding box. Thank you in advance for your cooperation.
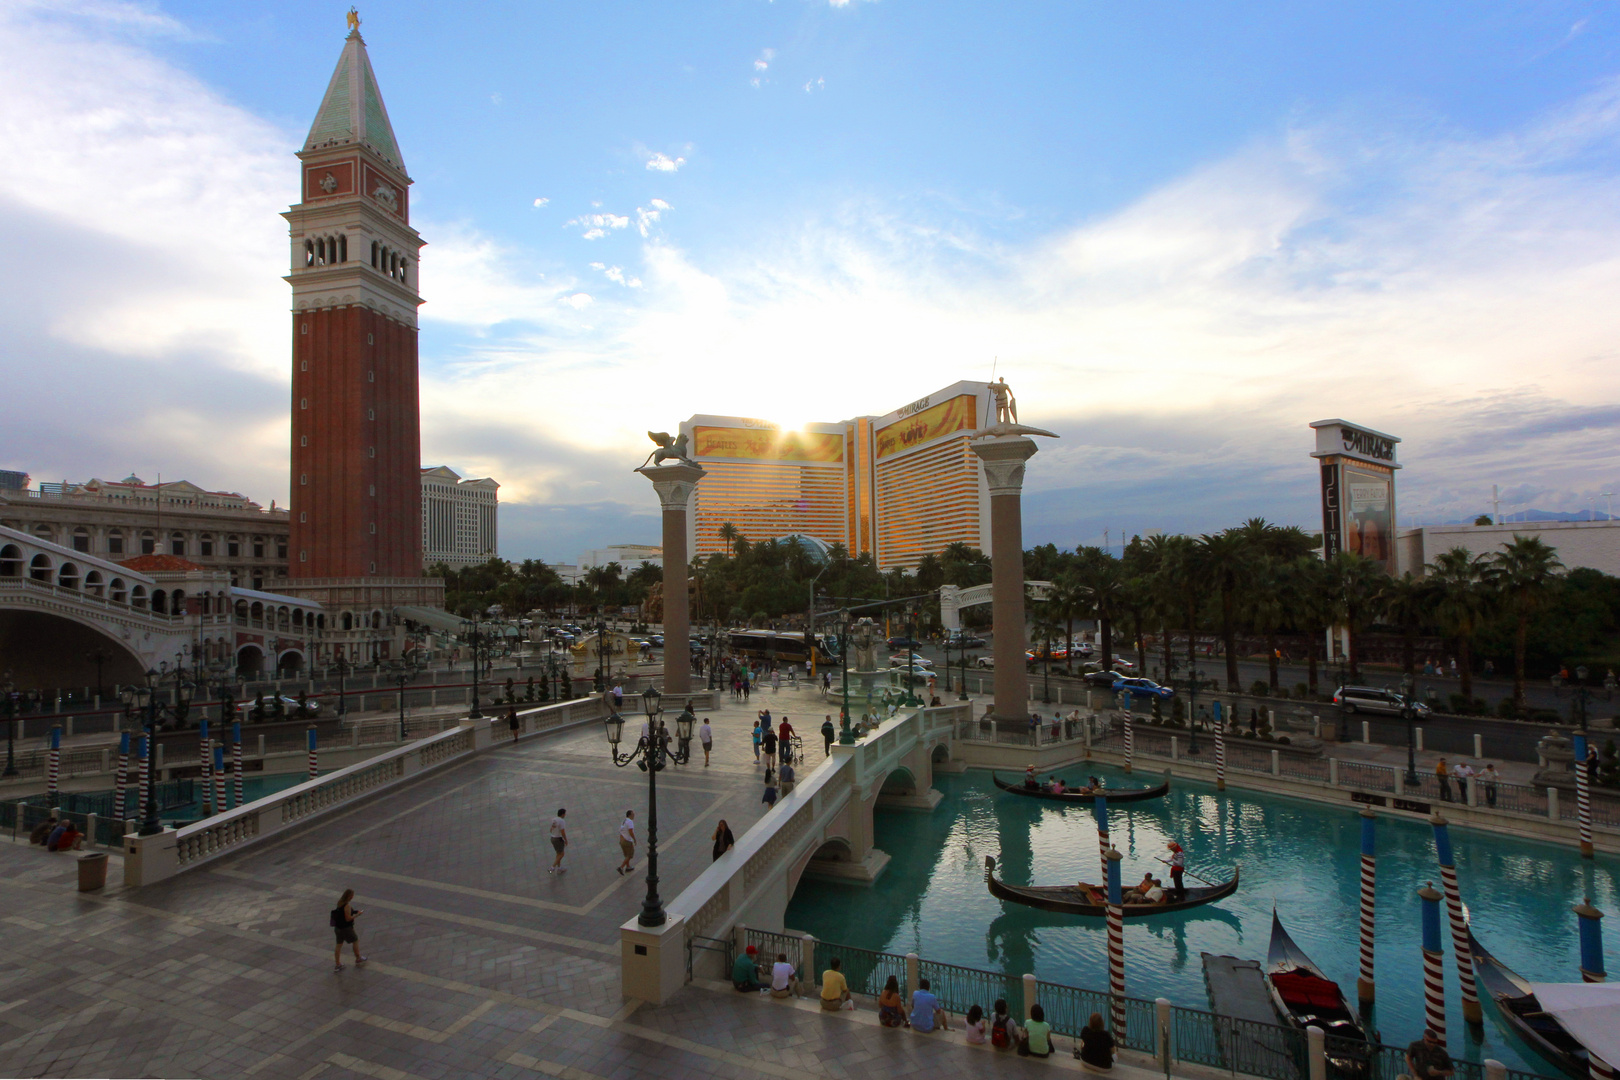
[305,27,404,172]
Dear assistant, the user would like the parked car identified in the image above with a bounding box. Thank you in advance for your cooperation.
[236,694,321,718]
[886,636,924,650]
[1082,669,1123,687]
[975,655,995,669]
[647,635,664,647]
[889,654,934,669]
[1072,643,1095,658]
[1333,685,1430,717]
[946,633,987,648]
[1111,677,1175,700]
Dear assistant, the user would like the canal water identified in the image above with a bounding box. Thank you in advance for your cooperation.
[785,766,1615,1075]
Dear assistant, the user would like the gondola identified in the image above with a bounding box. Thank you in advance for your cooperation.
[992,773,1169,804]
[1468,928,1587,1078]
[984,855,1238,917]
[1266,912,1372,1079]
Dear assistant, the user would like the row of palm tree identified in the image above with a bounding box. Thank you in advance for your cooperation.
[1034,521,1566,711]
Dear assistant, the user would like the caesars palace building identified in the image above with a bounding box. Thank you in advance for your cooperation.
[682,380,998,570]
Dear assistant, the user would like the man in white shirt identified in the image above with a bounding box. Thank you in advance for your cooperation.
[548,808,567,875]
[1143,880,1166,904]
[769,952,799,999]
[617,810,636,875]
[698,719,713,767]
[1453,762,1475,801]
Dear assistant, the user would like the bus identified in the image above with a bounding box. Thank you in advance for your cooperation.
[725,629,838,667]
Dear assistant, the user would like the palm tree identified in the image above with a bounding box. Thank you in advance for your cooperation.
[1485,536,1565,711]
[1247,557,1286,692]
[1281,555,1332,697]
[1429,547,1490,703]
[718,522,741,557]
[1326,552,1385,682]
[1076,550,1124,672]
[1047,572,1086,675]
[1376,572,1434,680]
[1197,530,1251,692]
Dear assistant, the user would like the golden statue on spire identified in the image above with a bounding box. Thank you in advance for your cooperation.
[346,7,361,32]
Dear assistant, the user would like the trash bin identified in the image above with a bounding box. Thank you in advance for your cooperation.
[77,851,109,892]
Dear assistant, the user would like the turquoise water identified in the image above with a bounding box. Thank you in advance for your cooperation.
[785,767,1617,1075]
[163,772,313,822]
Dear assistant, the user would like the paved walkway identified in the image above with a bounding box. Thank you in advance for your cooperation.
[0,682,1093,1080]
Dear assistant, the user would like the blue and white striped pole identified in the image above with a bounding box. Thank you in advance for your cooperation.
[307,725,318,779]
[232,721,243,808]
[135,734,149,822]
[1418,882,1447,1045]
[1577,898,1607,983]
[1357,808,1376,1005]
[1575,733,1595,858]
[213,742,226,818]
[1430,814,1480,1024]
[115,730,130,820]
[198,718,211,807]
[1213,699,1226,790]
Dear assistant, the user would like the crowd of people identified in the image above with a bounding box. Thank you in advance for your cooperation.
[730,948,1114,1065]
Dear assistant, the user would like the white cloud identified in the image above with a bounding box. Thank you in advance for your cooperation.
[532,197,549,208]
[489,91,502,106]
[561,293,593,309]
[804,77,825,93]
[567,212,630,240]
[645,151,685,172]
[636,202,672,237]
[651,198,671,210]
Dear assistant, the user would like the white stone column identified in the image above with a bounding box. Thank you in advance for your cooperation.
[971,435,1040,722]
[637,463,706,696]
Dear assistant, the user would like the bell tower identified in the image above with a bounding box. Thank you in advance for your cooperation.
[284,21,423,580]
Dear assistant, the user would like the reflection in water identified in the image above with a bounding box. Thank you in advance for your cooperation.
[785,767,1618,1075]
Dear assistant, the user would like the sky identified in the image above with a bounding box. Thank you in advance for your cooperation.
[3,0,1620,561]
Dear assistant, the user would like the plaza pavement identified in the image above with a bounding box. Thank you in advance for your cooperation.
[0,680,1116,1080]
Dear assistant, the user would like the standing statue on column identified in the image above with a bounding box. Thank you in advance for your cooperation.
[991,378,1018,426]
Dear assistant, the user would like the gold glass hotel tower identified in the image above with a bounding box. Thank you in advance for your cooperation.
[681,381,995,570]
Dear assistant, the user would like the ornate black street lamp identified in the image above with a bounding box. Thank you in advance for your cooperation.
[604,688,693,927]
[396,672,410,740]
[902,606,923,707]
[120,669,193,835]
[467,615,486,720]
[333,655,350,719]
[1402,703,1420,787]
[594,619,609,697]
[2,671,16,778]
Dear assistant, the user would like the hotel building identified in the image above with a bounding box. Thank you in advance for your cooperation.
[681,380,995,569]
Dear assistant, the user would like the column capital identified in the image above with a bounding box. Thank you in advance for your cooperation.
[636,463,707,511]
[971,435,1039,497]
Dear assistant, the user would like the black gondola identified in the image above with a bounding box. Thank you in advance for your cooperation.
[992,773,1169,804]
[984,855,1239,917]
[1266,912,1372,1079]
[1468,928,1587,1078]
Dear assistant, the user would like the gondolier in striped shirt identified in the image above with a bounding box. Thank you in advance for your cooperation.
[1167,842,1187,901]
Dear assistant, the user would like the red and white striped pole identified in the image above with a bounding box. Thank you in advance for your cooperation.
[198,718,212,815]
[1418,882,1448,1045]
[1576,734,1595,859]
[115,730,130,820]
[1357,808,1377,1005]
[307,725,318,779]
[1123,713,1134,774]
[232,721,243,809]
[47,726,61,805]
[1214,700,1227,791]
[1095,793,1111,883]
[213,743,226,818]
[1106,847,1127,1033]
[1592,1054,1615,1080]
[136,734,149,823]
[1431,814,1481,1024]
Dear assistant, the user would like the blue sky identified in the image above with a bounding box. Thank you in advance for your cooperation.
[3,0,1620,560]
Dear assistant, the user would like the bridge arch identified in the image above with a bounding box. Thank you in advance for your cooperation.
[29,553,51,581]
[236,643,266,677]
[1,544,22,577]
[152,588,167,614]
[58,562,80,590]
[84,570,104,597]
[879,766,918,796]
[277,648,305,676]
[0,609,149,690]
[130,584,148,609]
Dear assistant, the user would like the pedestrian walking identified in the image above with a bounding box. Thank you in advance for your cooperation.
[507,706,520,743]
[548,808,568,873]
[761,724,778,769]
[699,718,713,766]
[778,718,795,764]
[779,759,795,797]
[771,670,782,692]
[751,720,762,764]
[712,818,736,860]
[617,810,636,875]
[331,888,366,971]
[821,715,836,755]
[762,767,779,808]
[742,676,750,700]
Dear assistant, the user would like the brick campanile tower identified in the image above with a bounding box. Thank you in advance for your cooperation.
[285,23,422,580]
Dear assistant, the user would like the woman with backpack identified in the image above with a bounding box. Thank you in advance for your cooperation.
[990,999,1021,1050]
[331,888,366,972]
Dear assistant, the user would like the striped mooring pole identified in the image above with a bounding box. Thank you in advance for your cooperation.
[1430,814,1481,1024]
[1357,808,1377,1005]
[307,725,318,779]
[136,734,149,823]
[198,718,211,809]
[1094,792,1111,884]
[232,721,243,809]
[213,743,226,818]
[1418,882,1448,1045]
[1575,733,1596,859]
[1577,898,1606,982]
[115,731,130,821]
[1213,700,1227,791]
[47,726,61,805]
[1123,712,1134,774]
[1105,847,1126,1033]
[1594,1055,1617,1080]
